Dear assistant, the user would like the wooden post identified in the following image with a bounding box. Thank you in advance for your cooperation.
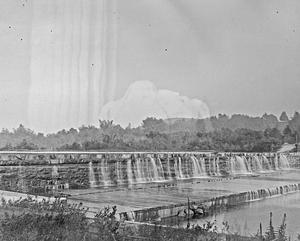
[259,222,262,239]
[187,197,190,228]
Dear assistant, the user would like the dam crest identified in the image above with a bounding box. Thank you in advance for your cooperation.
[0,151,299,192]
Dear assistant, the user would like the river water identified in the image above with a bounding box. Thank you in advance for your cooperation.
[179,192,300,239]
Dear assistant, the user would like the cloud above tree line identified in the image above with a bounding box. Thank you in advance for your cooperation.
[99,80,210,127]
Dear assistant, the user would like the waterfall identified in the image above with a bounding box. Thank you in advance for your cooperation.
[279,154,290,169]
[274,154,279,170]
[210,157,217,176]
[145,159,152,181]
[230,156,235,174]
[157,157,165,181]
[178,156,185,179]
[235,156,249,174]
[100,160,109,187]
[116,161,123,184]
[173,157,185,179]
[167,158,172,180]
[252,155,263,172]
[88,162,97,188]
[206,184,300,216]
[81,153,296,189]
[134,158,144,183]
[262,155,272,170]
[231,156,249,174]
[174,158,179,179]
[192,156,207,177]
[149,156,159,181]
[200,157,207,176]
[243,156,251,172]
[127,159,133,185]
[215,157,221,175]
[191,156,201,177]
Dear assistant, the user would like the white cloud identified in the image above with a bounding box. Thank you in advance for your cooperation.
[99,80,210,127]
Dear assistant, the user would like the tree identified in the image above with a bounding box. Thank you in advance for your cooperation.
[279,111,289,122]
[142,117,167,132]
[99,120,114,130]
[93,206,121,241]
[289,112,300,139]
[283,126,294,143]
[292,111,300,119]
[0,198,89,241]
[262,113,278,128]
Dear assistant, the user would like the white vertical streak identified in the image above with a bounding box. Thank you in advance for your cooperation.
[60,0,72,130]
[79,0,90,124]
[107,0,118,104]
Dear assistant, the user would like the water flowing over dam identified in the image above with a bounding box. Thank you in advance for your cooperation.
[122,183,300,223]
[0,152,298,194]
[86,152,296,187]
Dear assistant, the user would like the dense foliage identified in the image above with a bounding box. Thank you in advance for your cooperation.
[0,197,121,241]
[0,112,299,152]
[0,197,252,241]
[0,197,299,241]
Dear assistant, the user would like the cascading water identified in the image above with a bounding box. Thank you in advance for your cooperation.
[252,155,263,172]
[145,159,152,181]
[262,155,272,170]
[211,157,216,175]
[100,160,109,187]
[88,162,97,188]
[191,156,206,178]
[167,158,172,180]
[83,153,294,188]
[134,158,144,183]
[235,156,249,174]
[149,156,160,181]
[157,157,165,181]
[211,157,221,176]
[116,161,123,184]
[178,156,185,179]
[230,156,235,174]
[274,154,279,170]
[279,154,290,169]
[191,156,200,177]
[199,157,207,176]
[243,156,251,172]
[127,159,133,185]
[174,158,179,179]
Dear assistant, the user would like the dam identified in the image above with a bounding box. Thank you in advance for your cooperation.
[0,151,300,235]
[0,151,298,193]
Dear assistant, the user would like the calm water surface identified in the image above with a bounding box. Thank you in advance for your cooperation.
[180,192,300,239]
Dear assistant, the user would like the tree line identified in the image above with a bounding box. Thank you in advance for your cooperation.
[0,111,299,152]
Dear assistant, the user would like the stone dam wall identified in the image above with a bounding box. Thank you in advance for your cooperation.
[0,152,298,195]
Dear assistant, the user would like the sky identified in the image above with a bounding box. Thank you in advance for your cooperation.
[0,0,299,132]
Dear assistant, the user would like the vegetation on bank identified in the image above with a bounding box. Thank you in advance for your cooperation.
[0,197,299,241]
[0,112,299,152]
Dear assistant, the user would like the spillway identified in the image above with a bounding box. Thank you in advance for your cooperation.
[0,151,299,195]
